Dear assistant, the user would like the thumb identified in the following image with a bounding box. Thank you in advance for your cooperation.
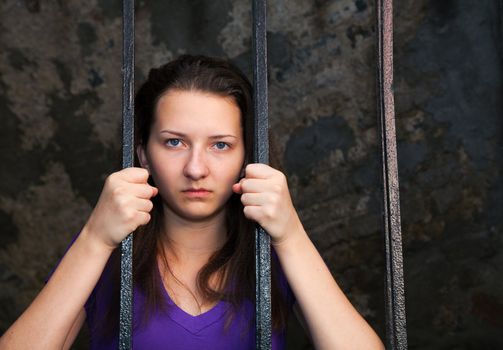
[232,182,242,194]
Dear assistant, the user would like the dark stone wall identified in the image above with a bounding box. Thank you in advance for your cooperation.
[0,1,501,349]
[395,1,503,348]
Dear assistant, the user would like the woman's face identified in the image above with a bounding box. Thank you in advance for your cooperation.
[137,89,245,222]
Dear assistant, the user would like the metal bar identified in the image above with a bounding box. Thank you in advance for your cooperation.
[375,0,408,349]
[252,0,272,349]
[499,0,503,58]
[119,0,134,348]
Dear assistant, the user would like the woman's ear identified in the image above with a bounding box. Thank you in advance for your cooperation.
[136,144,150,172]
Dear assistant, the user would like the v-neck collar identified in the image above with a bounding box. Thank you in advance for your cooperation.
[156,262,229,335]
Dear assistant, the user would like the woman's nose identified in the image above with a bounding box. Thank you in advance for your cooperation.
[183,148,209,180]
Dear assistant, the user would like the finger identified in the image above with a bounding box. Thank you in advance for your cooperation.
[136,211,151,226]
[240,178,274,193]
[128,183,158,199]
[244,163,277,179]
[240,192,269,206]
[232,182,242,194]
[121,167,150,184]
[242,205,262,222]
[232,176,247,193]
[133,198,154,213]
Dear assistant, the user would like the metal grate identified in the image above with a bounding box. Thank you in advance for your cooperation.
[118,0,408,349]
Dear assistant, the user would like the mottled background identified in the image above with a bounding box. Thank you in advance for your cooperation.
[1,0,502,349]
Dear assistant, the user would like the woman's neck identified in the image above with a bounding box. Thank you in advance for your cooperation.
[160,206,227,263]
[157,205,229,313]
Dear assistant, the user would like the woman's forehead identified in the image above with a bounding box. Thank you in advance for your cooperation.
[153,90,242,133]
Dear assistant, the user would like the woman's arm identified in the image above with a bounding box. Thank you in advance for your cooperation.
[234,164,385,350]
[273,224,384,350]
[62,309,86,350]
[0,167,157,350]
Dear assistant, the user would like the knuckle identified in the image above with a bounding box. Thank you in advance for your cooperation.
[141,212,151,225]
[243,206,253,218]
[265,206,276,219]
[269,193,279,205]
[116,169,129,179]
[124,209,136,222]
[141,186,151,198]
[245,163,256,175]
[138,167,149,178]
[115,193,128,207]
[105,173,116,186]
[112,186,124,196]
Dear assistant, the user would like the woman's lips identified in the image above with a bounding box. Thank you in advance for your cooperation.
[182,189,211,198]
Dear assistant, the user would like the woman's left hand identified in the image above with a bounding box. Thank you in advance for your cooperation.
[232,163,302,244]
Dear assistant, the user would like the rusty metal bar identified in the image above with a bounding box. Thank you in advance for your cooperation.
[375,0,408,349]
[119,0,134,348]
[252,0,272,348]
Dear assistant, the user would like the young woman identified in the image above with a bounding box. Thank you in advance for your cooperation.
[0,55,384,350]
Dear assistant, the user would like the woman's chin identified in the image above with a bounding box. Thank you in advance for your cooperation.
[164,201,227,222]
[183,209,223,222]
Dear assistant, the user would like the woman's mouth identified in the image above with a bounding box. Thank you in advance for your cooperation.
[182,188,211,198]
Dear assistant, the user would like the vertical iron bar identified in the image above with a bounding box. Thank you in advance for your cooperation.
[499,0,503,58]
[120,0,134,349]
[375,0,408,349]
[252,0,272,349]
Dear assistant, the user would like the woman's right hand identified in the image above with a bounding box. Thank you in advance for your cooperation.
[83,167,158,250]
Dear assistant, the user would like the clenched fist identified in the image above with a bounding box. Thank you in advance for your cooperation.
[232,163,303,244]
[83,167,158,250]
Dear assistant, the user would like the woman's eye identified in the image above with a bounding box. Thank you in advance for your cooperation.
[214,142,229,150]
[166,139,181,147]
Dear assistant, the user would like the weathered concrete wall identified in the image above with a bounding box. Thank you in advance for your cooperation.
[395,1,503,348]
[0,0,501,349]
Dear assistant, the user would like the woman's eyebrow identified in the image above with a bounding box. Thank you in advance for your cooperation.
[160,129,186,137]
[208,134,238,140]
[160,129,238,139]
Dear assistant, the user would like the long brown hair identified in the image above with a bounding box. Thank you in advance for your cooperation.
[96,55,290,337]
